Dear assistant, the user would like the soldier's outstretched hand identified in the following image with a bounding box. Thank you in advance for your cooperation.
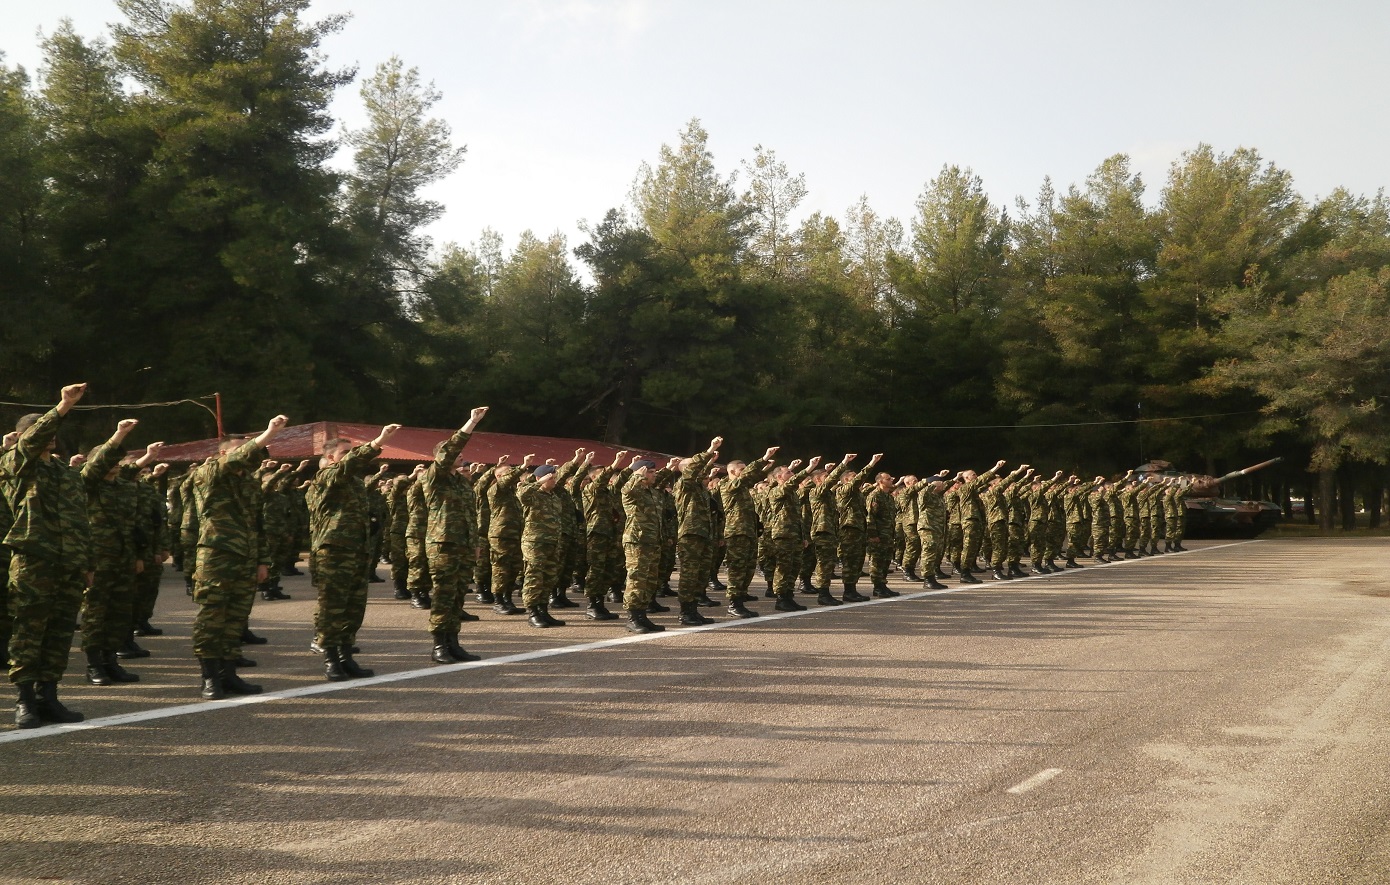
[764,446,779,461]
[709,436,723,452]
[373,423,402,447]
[59,383,88,414]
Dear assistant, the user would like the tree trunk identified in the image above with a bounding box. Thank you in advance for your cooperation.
[1367,476,1383,530]
[1338,466,1357,530]
[1319,468,1336,531]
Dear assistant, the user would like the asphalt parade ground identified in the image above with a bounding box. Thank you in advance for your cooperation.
[3,538,1390,884]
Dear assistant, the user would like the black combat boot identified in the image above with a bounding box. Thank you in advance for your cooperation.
[585,600,618,621]
[1174,541,1187,552]
[133,619,163,637]
[412,590,431,610]
[842,585,870,603]
[265,580,291,600]
[527,606,561,628]
[222,661,262,695]
[493,593,520,615]
[924,576,947,590]
[727,597,759,618]
[323,647,348,681]
[1064,556,1082,569]
[904,566,921,582]
[934,568,951,581]
[774,593,806,612]
[15,683,41,729]
[605,589,623,604]
[958,568,983,585]
[35,682,84,723]
[199,659,226,699]
[550,588,579,609]
[798,577,815,595]
[446,633,480,662]
[338,647,374,678]
[709,577,727,593]
[458,604,480,622]
[678,601,713,626]
[430,631,454,663]
[369,568,384,584]
[85,650,115,685]
[625,609,664,634]
[991,568,1008,581]
[116,637,151,659]
[646,598,670,614]
[393,576,411,600]
[815,588,842,606]
[1007,563,1026,578]
[475,582,495,605]
[233,654,256,667]
[259,582,275,601]
[695,590,720,608]
[241,628,268,645]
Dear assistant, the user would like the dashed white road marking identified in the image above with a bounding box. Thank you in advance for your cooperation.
[1007,768,1064,794]
[0,540,1259,746]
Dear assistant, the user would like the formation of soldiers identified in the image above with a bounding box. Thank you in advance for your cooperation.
[1,385,1193,729]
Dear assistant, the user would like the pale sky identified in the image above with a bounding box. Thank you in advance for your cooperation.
[3,0,1387,262]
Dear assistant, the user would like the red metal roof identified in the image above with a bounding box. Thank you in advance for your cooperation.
[149,422,670,467]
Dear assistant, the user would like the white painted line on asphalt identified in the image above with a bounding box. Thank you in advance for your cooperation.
[0,540,1259,746]
[1007,768,1063,794]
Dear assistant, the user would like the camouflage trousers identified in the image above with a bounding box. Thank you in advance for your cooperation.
[7,554,84,684]
[709,539,725,585]
[81,563,137,654]
[900,526,921,573]
[622,542,662,611]
[556,532,581,594]
[768,536,803,598]
[406,535,432,593]
[1007,521,1028,567]
[1065,520,1087,557]
[583,532,621,602]
[757,531,776,587]
[867,537,893,585]
[1046,519,1065,560]
[1091,517,1112,555]
[946,523,963,568]
[962,519,985,568]
[427,542,474,632]
[987,521,1009,570]
[1167,512,1186,543]
[1138,515,1154,549]
[810,531,838,590]
[133,561,163,626]
[192,547,259,661]
[312,546,370,649]
[387,531,408,586]
[676,535,712,603]
[1125,516,1141,551]
[521,538,562,609]
[798,535,816,585]
[474,537,491,589]
[919,526,946,578]
[367,527,385,580]
[838,529,866,591]
[723,534,759,599]
[660,537,678,588]
[490,537,522,596]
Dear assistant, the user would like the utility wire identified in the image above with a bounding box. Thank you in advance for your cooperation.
[0,396,220,422]
[810,410,1263,431]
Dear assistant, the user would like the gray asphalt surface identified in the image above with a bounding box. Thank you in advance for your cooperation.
[2,538,1389,885]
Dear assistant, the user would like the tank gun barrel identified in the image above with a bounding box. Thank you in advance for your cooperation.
[1213,457,1284,485]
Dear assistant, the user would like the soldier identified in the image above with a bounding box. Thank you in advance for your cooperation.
[519,455,581,628]
[1166,479,1190,552]
[579,450,631,621]
[718,446,777,617]
[258,462,296,601]
[915,471,951,590]
[126,459,170,647]
[403,464,432,610]
[1090,478,1114,562]
[384,467,411,600]
[806,454,857,606]
[672,438,722,626]
[706,472,727,597]
[3,384,92,728]
[620,460,668,633]
[765,457,816,611]
[981,464,1028,580]
[1004,470,1034,578]
[473,462,497,604]
[488,453,533,615]
[1118,473,1143,558]
[956,460,1005,584]
[866,472,898,597]
[550,451,587,610]
[307,424,400,682]
[365,465,389,583]
[895,475,917,580]
[177,465,204,596]
[1062,476,1094,568]
[835,453,883,603]
[191,414,288,700]
[422,407,489,660]
[79,421,150,685]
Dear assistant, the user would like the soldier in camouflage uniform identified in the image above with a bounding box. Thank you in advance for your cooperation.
[127,459,170,644]
[672,438,722,626]
[178,466,204,595]
[307,424,399,681]
[943,481,964,574]
[473,463,497,603]
[706,474,727,595]
[764,457,816,611]
[620,460,668,633]
[191,415,288,700]
[519,455,582,629]
[384,469,411,600]
[1062,477,1095,568]
[806,454,856,607]
[404,464,431,609]
[550,450,587,610]
[578,450,631,620]
[981,464,1028,580]
[1089,479,1114,562]
[915,471,951,590]
[79,421,149,685]
[835,453,882,603]
[1118,474,1143,558]
[1165,479,1190,552]
[955,461,1004,584]
[1005,472,1033,577]
[258,462,296,600]
[866,472,898,597]
[895,477,921,581]
[421,407,489,661]
[657,483,679,597]
[489,454,533,615]
[365,466,389,583]
[3,385,92,728]
[718,447,777,617]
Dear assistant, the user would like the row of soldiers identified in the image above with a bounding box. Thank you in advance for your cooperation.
[2,387,1192,727]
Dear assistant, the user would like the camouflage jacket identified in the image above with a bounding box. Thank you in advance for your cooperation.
[422,428,475,547]
[808,462,849,535]
[83,447,144,570]
[766,466,813,541]
[307,443,382,552]
[519,479,566,544]
[487,466,526,541]
[717,456,770,539]
[673,450,716,540]
[621,472,664,546]
[582,464,627,537]
[195,438,268,564]
[0,408,93,570]
[915,483,949,533]
[867,487,896,541]
[958,464,1000,522]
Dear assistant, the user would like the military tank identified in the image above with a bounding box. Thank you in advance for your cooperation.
[1135,457,1285,537]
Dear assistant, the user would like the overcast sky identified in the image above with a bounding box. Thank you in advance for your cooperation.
[3,0,1387,261]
